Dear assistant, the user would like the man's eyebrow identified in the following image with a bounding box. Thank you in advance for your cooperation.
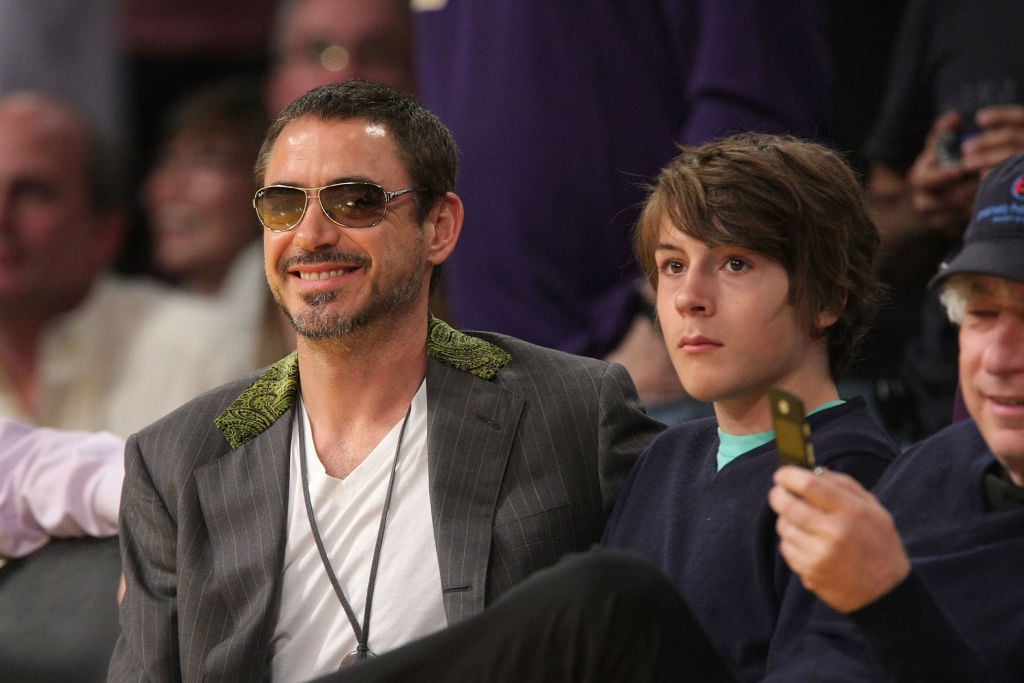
[966,279,996,297]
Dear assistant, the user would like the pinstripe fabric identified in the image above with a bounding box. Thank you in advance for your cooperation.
[110,333,663,681]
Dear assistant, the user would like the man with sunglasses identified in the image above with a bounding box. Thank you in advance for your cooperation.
[110,80,662,681]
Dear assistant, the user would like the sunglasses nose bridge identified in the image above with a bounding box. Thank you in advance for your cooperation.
[283,186,329,230]
[308,185,343,226]
[275,186,324,233]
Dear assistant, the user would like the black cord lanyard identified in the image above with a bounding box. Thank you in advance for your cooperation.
[296,399,412,668]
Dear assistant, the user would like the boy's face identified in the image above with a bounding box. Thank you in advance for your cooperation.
[956,275,1024,485]
[653,220,833,432]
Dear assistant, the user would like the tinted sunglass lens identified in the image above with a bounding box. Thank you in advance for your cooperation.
[256,187,307,231]
[321,183,386,227]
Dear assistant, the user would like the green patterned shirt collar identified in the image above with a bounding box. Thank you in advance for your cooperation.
[215,316,511,448]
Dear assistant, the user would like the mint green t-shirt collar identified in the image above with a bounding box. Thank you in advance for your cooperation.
[715,399,844,471]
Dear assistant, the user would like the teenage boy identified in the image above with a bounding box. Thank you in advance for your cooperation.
[602,133,897,681]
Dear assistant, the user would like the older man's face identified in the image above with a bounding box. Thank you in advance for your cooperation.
[957,275,1024,485]
[0,96,118,320]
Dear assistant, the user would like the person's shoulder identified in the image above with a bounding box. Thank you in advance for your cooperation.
[871,419,990,523]
[91,273,175,302]
[428,326,650,428]
[110,274,263,377]
[656,417,719,446]
[808,399,899,487]
[127,355,296,485]
[467,329,614,372]
[812,398,899,457]
[133,363,274,441]
[97,273,247,328]
[426,318,619,386]
[472,330,638,404]
[64,274,171,330]
[887,418,986,476]
[905,417,984,454]
[636,416,719,466]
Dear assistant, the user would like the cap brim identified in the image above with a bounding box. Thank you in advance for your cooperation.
[928,240,1024,289]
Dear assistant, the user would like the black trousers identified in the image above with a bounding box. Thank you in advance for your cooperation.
[314,548,736,683]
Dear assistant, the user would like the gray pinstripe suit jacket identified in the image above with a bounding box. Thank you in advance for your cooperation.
[109,321,663,682]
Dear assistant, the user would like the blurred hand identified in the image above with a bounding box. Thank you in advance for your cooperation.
[768,466,910,613]
[866,163,921,252]
[907,111,977,239]
[961,104,1024,178]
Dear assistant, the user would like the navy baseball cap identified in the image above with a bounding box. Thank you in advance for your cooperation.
[929,151,1024,289]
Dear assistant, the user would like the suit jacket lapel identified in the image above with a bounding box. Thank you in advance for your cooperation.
[426,357,524,623]
[194,405,292,674]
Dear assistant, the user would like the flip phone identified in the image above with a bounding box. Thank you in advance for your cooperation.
[769,387,816,468]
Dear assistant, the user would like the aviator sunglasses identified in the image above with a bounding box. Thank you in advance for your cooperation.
[253,181,425,232]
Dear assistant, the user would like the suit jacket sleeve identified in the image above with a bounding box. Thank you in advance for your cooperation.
[430,340,664,621]
[595,361,664,514]
[109,432,182,681]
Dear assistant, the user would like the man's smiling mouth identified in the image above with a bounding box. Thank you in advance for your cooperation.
[298,268,355,281]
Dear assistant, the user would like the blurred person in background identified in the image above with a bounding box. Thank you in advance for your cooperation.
[144,76,293,365]
[0,91,256,437]
[857,0,1024,444]
[264,0,417,115]
[0,417,123,565]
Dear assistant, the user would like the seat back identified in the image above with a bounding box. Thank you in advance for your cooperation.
[0,537,122,682]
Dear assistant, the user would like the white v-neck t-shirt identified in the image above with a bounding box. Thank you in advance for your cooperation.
[270,381,446,681]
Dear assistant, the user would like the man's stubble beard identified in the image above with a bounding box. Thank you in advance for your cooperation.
[271,253,427,341]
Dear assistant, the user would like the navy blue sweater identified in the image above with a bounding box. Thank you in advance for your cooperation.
[602,398,896,682]
[774,419,1024,682]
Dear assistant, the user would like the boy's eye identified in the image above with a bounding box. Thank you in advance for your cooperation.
[725,257,748,272]
[662,259,685,275]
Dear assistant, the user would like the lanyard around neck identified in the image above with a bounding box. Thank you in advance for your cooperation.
[296,398,412,667]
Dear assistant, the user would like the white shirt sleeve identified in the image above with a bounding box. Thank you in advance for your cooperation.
[0,417,124,560]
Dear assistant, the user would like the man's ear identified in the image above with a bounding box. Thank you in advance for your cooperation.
[424,192,463,266]
[815,305,841,331]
